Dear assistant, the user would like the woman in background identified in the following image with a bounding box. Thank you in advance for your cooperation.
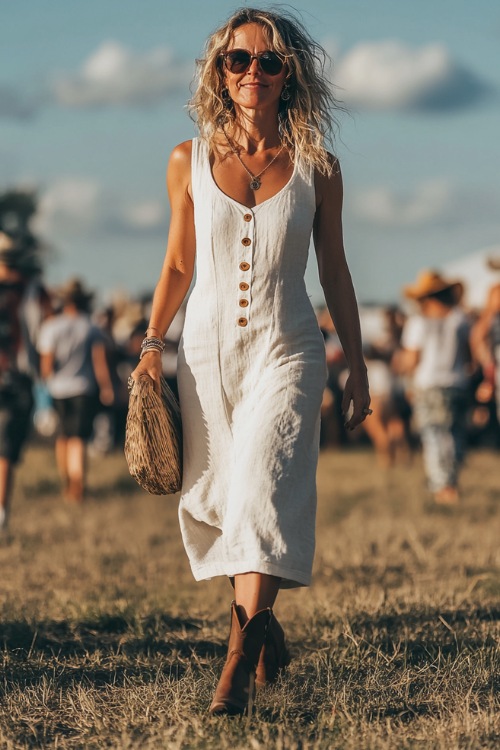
[0,231,50,531]
[39,279,114,503]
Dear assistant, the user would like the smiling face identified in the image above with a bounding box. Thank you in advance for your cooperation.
[223,23,287,116]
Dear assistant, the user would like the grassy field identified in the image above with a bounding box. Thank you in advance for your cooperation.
[0,444,499,749]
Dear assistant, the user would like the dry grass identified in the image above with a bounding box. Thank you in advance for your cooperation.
[0,444,499,749]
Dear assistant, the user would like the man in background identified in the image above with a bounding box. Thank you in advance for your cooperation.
[401,270,471,505]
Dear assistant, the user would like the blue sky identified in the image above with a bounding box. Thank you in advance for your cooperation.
[2,0,499,305]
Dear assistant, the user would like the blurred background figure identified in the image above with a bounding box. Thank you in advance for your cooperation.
[401,270,472,505]
[160,304,186,401]
[471,283,500,446]
[0,231,50,531]
[361,342,411,468]
[317,307,347,447]
[38,278,114,503]
[89,305,130,455]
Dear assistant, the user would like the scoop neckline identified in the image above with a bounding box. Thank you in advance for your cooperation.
[204,139,298,213]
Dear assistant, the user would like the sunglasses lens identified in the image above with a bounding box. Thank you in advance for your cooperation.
[259,52,284,75]
[224,51,284,76]
[225,51,251,73]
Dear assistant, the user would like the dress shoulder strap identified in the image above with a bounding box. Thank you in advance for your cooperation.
[190,137,210,200]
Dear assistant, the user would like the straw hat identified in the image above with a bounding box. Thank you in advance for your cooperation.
[403,269,463,301]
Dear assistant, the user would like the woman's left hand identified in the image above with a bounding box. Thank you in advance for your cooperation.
[342,367,371,430]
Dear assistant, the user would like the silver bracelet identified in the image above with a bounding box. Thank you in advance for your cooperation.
[139,345,163,360]
[140,336,165,351]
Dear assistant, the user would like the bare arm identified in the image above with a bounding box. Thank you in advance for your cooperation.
[91,341,114,405]
[397,348,420,375]
[39,352,54,381]
[313,159,370,429]
[470,312,494,371]
[131,140,196,389]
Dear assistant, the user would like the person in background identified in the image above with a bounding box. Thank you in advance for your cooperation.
[360,343,408,467]
[160,304,186,401]
[0,231,50,531]
[401,270,471,505]
[471,283,500,445]
[90,306,129,453]
[38,279,114,503]
[317,307,347,447]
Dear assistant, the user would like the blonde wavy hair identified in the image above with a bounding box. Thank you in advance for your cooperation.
[188,7,344,176]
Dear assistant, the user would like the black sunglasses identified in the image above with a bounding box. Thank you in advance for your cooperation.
[221,49,285,76]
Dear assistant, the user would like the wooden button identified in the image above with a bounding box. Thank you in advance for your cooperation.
[238,317,248,327]
[243,213,252,222]
[239,299,249,307]
[239,282,249,291]
[241,237,251,247]
[239,261,250,271]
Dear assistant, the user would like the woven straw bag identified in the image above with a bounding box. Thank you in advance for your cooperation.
[125,376,182,495]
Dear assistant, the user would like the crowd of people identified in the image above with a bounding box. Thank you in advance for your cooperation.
[0,230,186,529]
[0,227,499,531]
[320,268,500,503]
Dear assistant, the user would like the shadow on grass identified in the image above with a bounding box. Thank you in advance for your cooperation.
[0,661,187,695]
[0,611,226,661]
[347,604,500,651]
[2,605,498,729]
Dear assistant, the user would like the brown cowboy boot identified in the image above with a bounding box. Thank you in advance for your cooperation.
[209,601,272,716]
[255,614,291,687]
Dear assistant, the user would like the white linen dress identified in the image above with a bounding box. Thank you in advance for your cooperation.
[177,137,327,588]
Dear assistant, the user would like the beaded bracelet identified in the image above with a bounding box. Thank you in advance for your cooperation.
[139,336,165,360]
[140,336,165,351]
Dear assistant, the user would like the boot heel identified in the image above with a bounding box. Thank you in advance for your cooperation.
[246,672,255,718]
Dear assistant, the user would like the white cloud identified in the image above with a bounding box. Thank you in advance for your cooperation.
[33,178,166,238]
[351,179,455,226]
[126,200,165,229]
[334,41,489,112]
[53,41,192,108]
[33,178,102,236]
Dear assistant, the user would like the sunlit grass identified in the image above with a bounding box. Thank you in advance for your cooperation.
[0,444,498,748]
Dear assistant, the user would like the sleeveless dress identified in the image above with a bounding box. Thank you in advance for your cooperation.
[177,137,327,588]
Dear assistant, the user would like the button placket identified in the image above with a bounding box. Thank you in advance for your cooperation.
[237,209,254,327]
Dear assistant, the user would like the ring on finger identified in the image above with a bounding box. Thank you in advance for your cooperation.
[363,408,373,415]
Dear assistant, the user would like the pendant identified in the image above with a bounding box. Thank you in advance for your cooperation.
[250,177,261,190]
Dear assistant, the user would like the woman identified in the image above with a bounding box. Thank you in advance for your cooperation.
[0,231,50,531]
[471,284,500,434]
[132,8,370,715]
[39,279,114,502]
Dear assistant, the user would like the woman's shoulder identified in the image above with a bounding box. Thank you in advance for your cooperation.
[166,140,195,191]
[169,139,194,167]
[314,152,341,183]
[313,152,342,207]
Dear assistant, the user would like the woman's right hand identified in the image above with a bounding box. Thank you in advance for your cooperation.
[130,350,163,395]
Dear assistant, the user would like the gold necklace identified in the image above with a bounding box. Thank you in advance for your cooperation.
[223,129,284,191]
